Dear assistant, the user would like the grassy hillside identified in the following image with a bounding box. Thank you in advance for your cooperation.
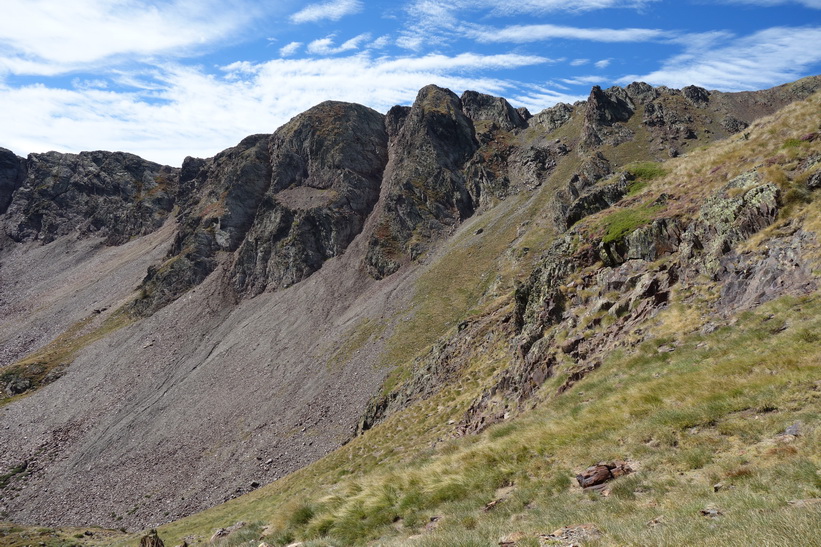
[127,91,821,546]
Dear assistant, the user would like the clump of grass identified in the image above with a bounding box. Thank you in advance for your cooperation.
[627,161,667,182]
[600,204,662,244]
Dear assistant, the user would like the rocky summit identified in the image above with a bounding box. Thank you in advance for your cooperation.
[1,76,821,546]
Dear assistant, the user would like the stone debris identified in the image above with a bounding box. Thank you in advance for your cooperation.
[425,516,442,532]
[647,515,664,528]
[576,461,633,490]
[499,531,527,545]
[699,508,723,518]
[539,523,601,546]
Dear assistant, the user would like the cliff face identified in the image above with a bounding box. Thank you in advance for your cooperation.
[1,76,820,533]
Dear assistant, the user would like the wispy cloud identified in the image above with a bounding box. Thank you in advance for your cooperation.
[715,0,821,7]
[595,59,612,69]
[290,0,363,24]
[0,0,254,75]
[306,34,371,55]
[622,26,821,90]
[279,42,302,57]
[468,23,669,43]
[560,75,607,85]
[407,0,659,18]
[0,52,550,166]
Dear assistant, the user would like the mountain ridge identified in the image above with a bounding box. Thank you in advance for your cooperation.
[1,75,820,543]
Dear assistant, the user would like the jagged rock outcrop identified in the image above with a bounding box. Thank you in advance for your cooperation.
[134,101,388,312]
[581,85,636,149]
[531,102,574,133]
[365,85,478,278]
[565,174,629,229]
[2,151,177,245]
[461,90,527,132]
[457,168,810,433]
[231,102,387,295]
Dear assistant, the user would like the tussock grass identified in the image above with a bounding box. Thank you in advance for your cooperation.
[152,291,821,546]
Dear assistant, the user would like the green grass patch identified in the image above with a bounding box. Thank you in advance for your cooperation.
[600,204,663,244]
[626,161,667,182]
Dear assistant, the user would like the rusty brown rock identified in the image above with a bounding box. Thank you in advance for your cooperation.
[139,529,165,547]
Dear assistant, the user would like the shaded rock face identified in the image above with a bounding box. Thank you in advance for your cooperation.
[2,151,177,245]
[132,134,273,314]
[134,101,388,312]
[0,148,26,214]
[365,85,478,278]
[231,102,388,296]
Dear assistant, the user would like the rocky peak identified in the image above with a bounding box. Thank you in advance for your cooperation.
[586,85,636,125]
[581,85,637,150]
[365,85,478,278]
[460,90,527,132]
[625,81,658,104]
[682,84,710,104]
[230,101,387,295]
[530,103,575,133]
[135,100,389,311]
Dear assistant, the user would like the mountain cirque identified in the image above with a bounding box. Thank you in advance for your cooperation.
[1,76,820,532]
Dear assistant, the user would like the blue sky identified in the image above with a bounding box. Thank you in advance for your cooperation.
[1,0,820,166]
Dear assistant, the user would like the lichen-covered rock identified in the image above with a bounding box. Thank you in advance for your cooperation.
[2,151,177,245]
[530,102,574,132]
[599,217,683,266]
[565,175,629,229]
[679,173,780,277]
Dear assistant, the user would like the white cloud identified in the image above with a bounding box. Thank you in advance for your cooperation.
[370,35,393,50]
[468,23,668,43]
[622,26,821,90]
[0,52,550,166]
[509,84,588,112]
[279,42,302,57]
[571,59,589,66]
[594,59,612,68]
[290,0,363,24]
[560,75,606,85]
[306,34,371,55]
[407,0,658,18]
[0,0,255,75]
